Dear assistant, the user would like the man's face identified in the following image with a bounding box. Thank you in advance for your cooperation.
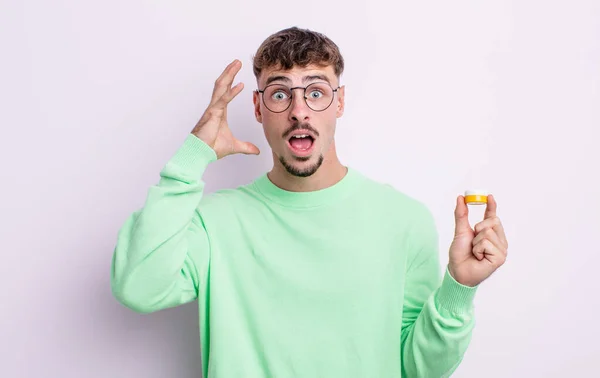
[253,64,345,177]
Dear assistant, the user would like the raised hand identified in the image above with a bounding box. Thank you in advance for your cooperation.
[191,59,260,159]
[448,194,509,287]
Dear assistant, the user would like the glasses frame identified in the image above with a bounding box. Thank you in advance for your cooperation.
[256,82,340,113]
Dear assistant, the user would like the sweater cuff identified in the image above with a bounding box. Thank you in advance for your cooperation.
[435,267,478,315]
[168,133,217,174]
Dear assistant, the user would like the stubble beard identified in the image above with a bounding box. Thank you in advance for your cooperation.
[279,154,324,178]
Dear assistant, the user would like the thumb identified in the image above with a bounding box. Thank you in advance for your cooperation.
[234,139,260,155]
[484,193,497,219]
[454,195,472,235]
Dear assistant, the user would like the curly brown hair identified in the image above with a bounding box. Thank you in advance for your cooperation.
[252,27,345,80]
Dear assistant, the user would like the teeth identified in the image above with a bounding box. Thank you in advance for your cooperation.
[292,134,309,138]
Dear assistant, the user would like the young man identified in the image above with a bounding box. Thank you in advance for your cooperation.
[111,27,508,377]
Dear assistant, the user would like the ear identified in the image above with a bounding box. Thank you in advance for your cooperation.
[253,90,263,123]
[335,85,345,118]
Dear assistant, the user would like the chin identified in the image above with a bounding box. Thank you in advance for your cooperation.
[279,154,324,178]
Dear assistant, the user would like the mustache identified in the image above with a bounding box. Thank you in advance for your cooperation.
[282,122,320,139]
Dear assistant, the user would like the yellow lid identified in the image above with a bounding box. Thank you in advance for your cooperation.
[464,190,488,205]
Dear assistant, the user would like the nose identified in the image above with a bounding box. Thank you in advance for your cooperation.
[288,88,310,122]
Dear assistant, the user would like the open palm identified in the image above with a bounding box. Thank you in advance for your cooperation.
[191,59,260,159]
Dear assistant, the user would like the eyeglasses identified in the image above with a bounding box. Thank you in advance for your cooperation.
[256,82,340,113]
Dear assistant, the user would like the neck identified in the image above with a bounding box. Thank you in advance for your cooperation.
[267,141,347,192]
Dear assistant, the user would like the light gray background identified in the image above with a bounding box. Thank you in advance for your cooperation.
[1,0,599,377]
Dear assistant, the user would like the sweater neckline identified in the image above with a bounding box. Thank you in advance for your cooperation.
[253,167,362,209]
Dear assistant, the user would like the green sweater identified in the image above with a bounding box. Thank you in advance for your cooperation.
[111,134,478,378]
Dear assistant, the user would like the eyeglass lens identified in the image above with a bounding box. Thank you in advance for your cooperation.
[262,83,335,112]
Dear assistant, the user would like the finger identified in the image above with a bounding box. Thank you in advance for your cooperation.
[472,239,487,261]
[214,82,244,110]
[215,59,241,87]
[454,195,472,236]
[494,221,508,249]
[484,193,497,219]
[211,59,242,105]
[472,239,495,261]
[233,139,260,155]
[474,216,508,249]
[473,239,506,265]
[472,227,505,253]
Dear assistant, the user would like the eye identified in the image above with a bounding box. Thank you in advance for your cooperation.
[309,90,323,99]
[272,91,289,101]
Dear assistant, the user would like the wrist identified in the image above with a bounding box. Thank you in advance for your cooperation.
[190,130,216,150]
[168,133,217,173]
[447,263,479,287]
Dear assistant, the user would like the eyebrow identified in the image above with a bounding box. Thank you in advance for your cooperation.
[264,74,332,87]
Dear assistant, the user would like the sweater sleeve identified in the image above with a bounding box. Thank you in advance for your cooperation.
[110,134,217,313]
[400,204,478,377]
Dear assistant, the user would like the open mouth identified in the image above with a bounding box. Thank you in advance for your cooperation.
[287,134,315,156]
